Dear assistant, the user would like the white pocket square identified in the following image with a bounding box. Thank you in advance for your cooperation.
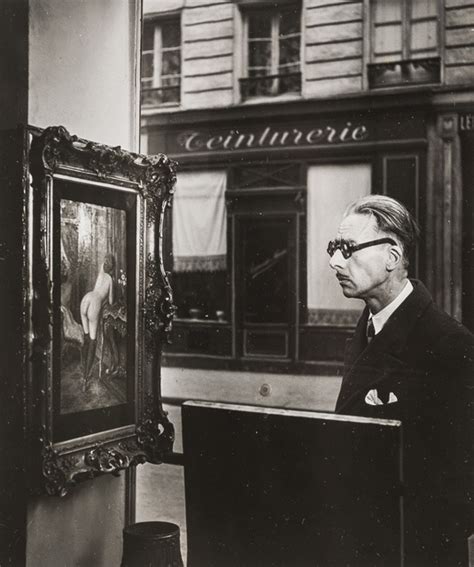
[365,389,398,406]
[388,392,398,404]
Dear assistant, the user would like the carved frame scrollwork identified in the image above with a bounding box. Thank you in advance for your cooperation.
[28,126,177,496]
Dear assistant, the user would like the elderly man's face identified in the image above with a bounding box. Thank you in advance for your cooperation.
[329,213,392,300]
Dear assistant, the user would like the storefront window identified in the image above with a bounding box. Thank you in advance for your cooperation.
[172,171,228,322]
[306,164,371,326]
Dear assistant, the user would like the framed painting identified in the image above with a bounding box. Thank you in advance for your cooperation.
[27,126,177,496]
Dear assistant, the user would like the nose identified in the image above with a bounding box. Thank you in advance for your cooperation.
[329,249,345,270]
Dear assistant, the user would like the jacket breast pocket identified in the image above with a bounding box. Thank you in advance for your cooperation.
[362,375,425,422]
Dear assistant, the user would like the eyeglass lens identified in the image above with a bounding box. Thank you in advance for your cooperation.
[327,240,351,258]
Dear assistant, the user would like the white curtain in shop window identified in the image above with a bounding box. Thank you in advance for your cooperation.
[307,164,370,326]
[173,170,227,272]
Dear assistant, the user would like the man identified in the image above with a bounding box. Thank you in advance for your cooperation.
[328,195,473,566]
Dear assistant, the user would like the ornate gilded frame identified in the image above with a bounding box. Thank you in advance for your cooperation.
[27,126,177,496]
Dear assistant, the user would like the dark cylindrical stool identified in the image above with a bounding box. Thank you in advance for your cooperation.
[121,522,184,567]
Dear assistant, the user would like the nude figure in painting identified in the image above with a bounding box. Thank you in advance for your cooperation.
[80,253,115,389]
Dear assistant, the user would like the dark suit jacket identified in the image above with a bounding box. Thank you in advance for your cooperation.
[335,280,474,567]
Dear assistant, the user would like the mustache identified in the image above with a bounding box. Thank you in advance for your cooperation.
[336,274,350,281]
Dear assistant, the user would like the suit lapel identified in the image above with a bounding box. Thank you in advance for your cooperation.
[336,280,433,414]
[343,307,369,369]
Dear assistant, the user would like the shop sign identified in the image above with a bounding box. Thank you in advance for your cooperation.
[175,122,369,153]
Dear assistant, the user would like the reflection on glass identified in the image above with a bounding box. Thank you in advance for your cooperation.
[279,8,300,36]
[248,12,272,38]
[60,200,127,414]
[242,219,289,324]
[162,21,181,48]
[173,271,228,322]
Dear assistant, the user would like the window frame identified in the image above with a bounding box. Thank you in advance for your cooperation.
[141,14,182,107]
[240,2,302,100]
[369,0,441,63]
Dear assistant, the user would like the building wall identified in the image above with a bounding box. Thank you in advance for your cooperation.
[29,0,139,149]
[181,0,236,109]
[304,0,364,97]
[445,0,474,85]
[143,0,474,112]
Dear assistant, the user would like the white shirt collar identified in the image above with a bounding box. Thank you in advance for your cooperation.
[369,280,414,335]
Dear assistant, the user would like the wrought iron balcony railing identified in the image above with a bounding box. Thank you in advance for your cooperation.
[368,57,441,89]
[239,72,301,101]
[141,84,180,107]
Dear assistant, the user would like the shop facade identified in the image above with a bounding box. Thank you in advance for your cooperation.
[142,91,471,374]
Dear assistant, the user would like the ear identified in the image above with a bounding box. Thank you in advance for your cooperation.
[386,244,403,272]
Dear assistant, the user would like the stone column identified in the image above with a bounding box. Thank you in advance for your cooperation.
[426,113,463,320]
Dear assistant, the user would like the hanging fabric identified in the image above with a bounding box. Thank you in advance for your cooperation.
[172,170,227,272]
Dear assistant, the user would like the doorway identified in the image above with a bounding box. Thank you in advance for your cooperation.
[236,215,297,360]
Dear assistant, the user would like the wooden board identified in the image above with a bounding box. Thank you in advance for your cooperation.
[183,401,403,567]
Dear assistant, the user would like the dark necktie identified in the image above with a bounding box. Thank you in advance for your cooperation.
[366,319,375,344]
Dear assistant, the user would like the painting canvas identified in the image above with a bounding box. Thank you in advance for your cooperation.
[59,199,128,415]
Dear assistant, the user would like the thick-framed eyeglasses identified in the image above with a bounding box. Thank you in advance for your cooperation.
[327,237,396,259]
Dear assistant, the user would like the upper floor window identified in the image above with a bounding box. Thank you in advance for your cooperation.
[240,4,301,101]
[141,17,181,107]
[369,0,440,88]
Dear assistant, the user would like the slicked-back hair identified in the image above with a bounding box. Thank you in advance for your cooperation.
[344,195,420,268]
